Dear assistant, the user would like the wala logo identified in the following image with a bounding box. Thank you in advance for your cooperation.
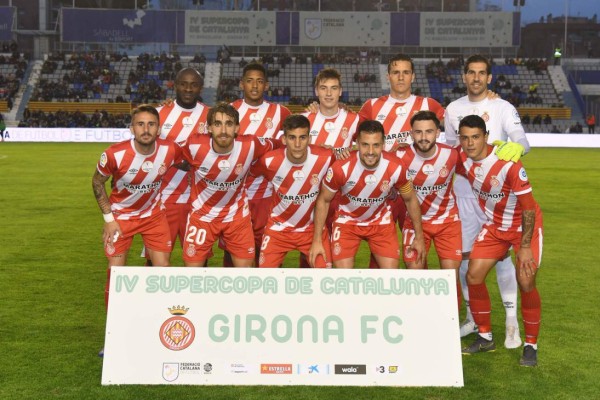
[334,364,367,375]
[260,364,293,374]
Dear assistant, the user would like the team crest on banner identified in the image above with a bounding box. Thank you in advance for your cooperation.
[160,306,195,351]
[305,18,322,40]
[163,363,179,382]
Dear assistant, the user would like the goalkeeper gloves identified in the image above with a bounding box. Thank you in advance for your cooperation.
[493,140,525,162]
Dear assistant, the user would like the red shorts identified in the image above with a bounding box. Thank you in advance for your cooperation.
[163,202,191,247]
[331,222,400,261]
[105,211,172,257]
[183,212,255,263]
[258,226,332,268]
[470,222,544,266]
[402,219,462,262]
[249,196,272,247]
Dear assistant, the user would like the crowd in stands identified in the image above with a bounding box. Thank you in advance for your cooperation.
[18,108,130,128]
[0,41,28,111]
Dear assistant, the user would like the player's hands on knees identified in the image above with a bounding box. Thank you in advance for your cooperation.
[516,247,537,278]
[309,242,326,268]
[103,221,123,245]
[409,236,426,266]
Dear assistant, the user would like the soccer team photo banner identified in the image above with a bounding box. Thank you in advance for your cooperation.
[101,267,463,386]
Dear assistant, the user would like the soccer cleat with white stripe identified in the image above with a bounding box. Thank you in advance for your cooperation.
[459,319,479,337]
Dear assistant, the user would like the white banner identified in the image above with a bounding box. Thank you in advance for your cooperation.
[420,12,513,47]
[185,11,276,46]
[101,267,463,387]
[299,12,390,46]
[1,128,131,142]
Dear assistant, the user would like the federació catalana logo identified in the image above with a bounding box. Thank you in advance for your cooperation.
[159,306,195,351]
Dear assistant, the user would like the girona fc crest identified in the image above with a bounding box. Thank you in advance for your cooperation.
[160,306,195,351]
[186,244,196,257]
[439,166,449,178]
[333,242,341,256]
[481,112,490,122]
[235,163,244,175]
[265,118,274,129]
[380,180,390,192]
[158,163,167,175]
[311,174,319,185]
[490,176,500,187]
[341,127,349,139]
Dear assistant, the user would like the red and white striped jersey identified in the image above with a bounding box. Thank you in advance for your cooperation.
[302,108,359,153]
[183,134,277,222]
[231,99,291,200]
[396,143,459,224]
[251,145,335,232]
[157,101,210,205]
[323,151,409,226]
[359,95,444,151]
[456,146,540,232]
[96,138,181,220]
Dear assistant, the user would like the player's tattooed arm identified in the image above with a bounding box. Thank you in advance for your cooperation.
[92,170,113,215]
[520,209,535,248]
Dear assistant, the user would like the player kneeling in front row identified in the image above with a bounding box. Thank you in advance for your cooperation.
[397,111,462,306]
[309,120,425,269]
[250,114,335,267]
[457,115,543,367]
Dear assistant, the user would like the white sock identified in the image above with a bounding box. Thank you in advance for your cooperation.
[459,259,473,321]
[496,256,518,326]
[479,332,493,341]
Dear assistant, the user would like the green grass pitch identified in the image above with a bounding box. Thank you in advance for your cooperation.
[0,143,598,399]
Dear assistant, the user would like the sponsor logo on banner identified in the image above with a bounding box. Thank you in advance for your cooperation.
[162,362,179,382]
[180,362,203,373]
[159,306,195,351]
[334,364,367,374]
[305,18,322,40]
[388,365,399,373]
[297,364,330,374]
[203,363,213,374]
[261,364,293,374]
[230,363,250,374]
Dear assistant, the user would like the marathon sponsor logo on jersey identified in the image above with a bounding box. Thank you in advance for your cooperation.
[490,176,500,187]
[265,118,274,129]
[141,161,154,173]
[413,182,449,195]
[124,181,161,194]
[334,364,367,375]
[439,166,449,178]
[386,131,410,144]
[364,174,377,185]
[278,190,319,205]
[99,152,108,167]
[472,187,505,202]
[422,164,435,175]
[202,177,244,191]
[347,194,386,206]
[218,159,231,171]
[325,167,334,183]
[481,111,490,122]
[261,364,292,374]
[518,167,528,181]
